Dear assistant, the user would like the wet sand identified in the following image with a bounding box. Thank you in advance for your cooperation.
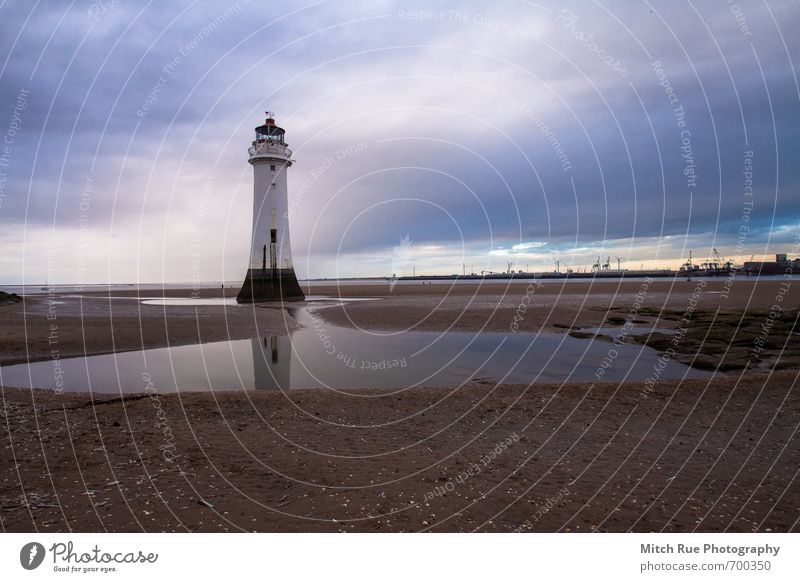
[0,288,297,366]
[1,373,797,532]
[1,279,799,532]
[4,278,797,367]
[308,278,800,333]
[310,279,800,373]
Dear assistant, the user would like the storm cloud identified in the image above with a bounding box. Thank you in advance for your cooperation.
[1,0,798,283]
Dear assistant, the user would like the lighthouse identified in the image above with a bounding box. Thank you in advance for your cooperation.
[237,113,305,303]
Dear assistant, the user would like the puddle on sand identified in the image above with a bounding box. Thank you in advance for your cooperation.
[0,307,714,394]
[138,295,377,306]
[141,298,239,306]
[581,325,679,337]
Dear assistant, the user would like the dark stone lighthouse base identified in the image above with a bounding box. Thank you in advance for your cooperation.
[236,268,305,303]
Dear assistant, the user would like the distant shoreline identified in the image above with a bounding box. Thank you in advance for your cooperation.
[5,270,800,296]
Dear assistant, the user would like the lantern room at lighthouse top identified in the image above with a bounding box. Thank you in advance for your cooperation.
[248,112,292,163]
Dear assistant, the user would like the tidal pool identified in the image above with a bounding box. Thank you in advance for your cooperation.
[0,308,712,394]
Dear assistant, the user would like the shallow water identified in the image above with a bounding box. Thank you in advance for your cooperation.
[77,295,373,306]
[581,325,679,337]
[141,298,240,306]
[0,306,713,394]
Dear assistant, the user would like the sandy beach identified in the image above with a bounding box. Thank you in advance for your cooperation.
[0,287,298,366]
[4,278,797,366]
[1,279,799,532]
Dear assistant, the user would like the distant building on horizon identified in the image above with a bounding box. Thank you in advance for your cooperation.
[237,113,305,303]
[743,253,798,276]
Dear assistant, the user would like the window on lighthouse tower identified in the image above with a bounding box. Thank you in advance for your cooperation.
[256,127,284,144]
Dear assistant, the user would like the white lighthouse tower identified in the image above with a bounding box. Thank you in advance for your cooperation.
[237,113,305,303]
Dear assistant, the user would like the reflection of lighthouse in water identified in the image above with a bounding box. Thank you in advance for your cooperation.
[252,336,291,389]
[237,112,305,303]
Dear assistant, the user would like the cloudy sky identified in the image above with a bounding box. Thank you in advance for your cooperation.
[0,0,798,284]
